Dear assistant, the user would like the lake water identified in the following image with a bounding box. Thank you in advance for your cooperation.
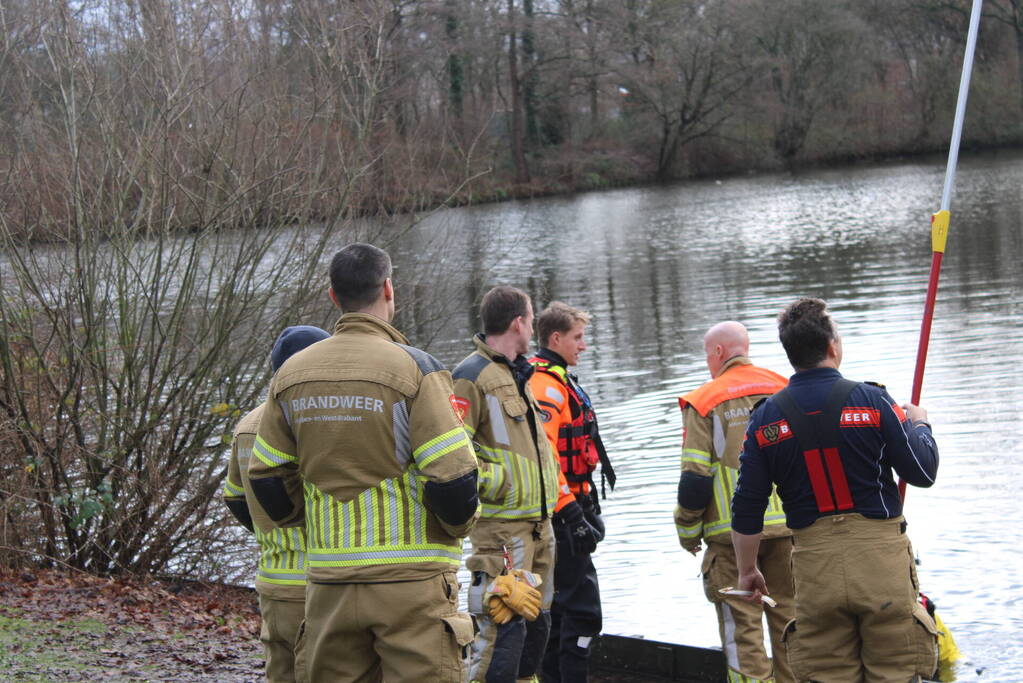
[396,150,1023,681]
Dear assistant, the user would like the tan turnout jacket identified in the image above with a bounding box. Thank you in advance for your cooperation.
[674,356,790,547]
[224,404,307,600]
[250,313,480,583]
[452,335,560,521]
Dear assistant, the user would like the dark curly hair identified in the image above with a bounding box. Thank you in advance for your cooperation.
[778,298,837,371]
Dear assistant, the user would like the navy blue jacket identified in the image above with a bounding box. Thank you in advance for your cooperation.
[732,367,939,534]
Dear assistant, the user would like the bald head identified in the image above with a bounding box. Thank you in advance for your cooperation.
[703,321,750,378]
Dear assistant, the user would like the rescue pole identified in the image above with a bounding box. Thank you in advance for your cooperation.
[900,0,983,500]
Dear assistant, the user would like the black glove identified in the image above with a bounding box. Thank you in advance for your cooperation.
[580,496,605,544]
[553,500,598,556]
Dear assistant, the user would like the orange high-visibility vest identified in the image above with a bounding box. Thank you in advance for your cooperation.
[679,363,787,417]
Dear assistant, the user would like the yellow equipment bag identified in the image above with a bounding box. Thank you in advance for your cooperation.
[934,610,961,682]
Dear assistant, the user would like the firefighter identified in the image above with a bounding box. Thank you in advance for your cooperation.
[733,298,939,682]
[223,325,330,683]
[452,285,562,683]
[248,243,480,682]
[528,302,615,683]
[674,321,794,683]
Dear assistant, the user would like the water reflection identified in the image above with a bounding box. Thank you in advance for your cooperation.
[396,150,1023,681]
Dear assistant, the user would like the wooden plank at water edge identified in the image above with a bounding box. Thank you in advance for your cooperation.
[589,634,726,682]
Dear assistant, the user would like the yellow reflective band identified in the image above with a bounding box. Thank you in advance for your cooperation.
[253,435,296,467]
[682,448,711,465]
[223,479,245,497]
[258,576,307,586]
[677,522,702,539]
[308,543,462,567]
[257,567,307,586]
[726,667,772,683]
[682,455,712,469]
[415,429,472,469]
[705,519,732,537]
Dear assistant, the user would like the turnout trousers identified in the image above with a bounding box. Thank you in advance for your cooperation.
[703,538,795,683]
[258,595,307,683]
[540,526,601,683]
[304,572,475,683]
[785,514,938,683]
[467,518,556,683]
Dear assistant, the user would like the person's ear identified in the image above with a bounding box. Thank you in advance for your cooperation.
[382,278,394,302]
[328,287,341,309]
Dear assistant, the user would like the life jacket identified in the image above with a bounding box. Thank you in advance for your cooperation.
[529,357,616,497]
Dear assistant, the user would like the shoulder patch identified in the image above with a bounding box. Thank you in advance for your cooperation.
[864,381,886,389]
[393,342,445,376]
[755,419,793,448]
[452,353,491,383]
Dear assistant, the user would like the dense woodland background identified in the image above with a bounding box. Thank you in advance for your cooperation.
[1,0,1021,580]
[3,0,1023,237]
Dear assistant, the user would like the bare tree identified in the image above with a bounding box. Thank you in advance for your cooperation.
[609,1,751,179]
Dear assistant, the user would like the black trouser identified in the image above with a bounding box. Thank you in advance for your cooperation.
[541,521,602,682]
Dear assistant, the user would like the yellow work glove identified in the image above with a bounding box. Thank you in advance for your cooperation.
[486,570,542,622]
[486,593,516,624]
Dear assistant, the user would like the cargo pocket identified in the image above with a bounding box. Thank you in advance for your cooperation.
[911,602,939,678]
[502,396,528,423]
[782,618,809,682]
[441,612,478,682]
[700,545,720,603]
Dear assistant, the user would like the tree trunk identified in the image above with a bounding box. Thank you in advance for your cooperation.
[445,0,463,120]
[507,0,530,183]
[586,0,599,135]
[523,0,540,145]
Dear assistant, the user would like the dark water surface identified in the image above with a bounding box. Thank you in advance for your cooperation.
[399,150,1023,681]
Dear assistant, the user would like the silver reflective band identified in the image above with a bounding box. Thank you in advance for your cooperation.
[415,430,469,466]
[486,394,511,445]
[309,547,462,562]
[254,439,293,466]
[258,569,306,582]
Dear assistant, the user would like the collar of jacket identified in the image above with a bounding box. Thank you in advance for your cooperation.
[718,355,752,376]
[788,365,843,386]
[473,333,535,385]
[333,312,410,345]
[535,346,569,369]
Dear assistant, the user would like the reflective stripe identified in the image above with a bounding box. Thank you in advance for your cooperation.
[705,519,733,537]
[223,479,245,497]
[486,394,511,445]
[721,602,740,670]
[545,386,564,403]
[253,436,296,466]
[481,503,544,519]
[278,400,293,428]
[677,522,702,539]
[413,428,471,469]
[712,414,726,461]
[254,524,307,582]
[308,545,462,566]
[682,448,712,467]
[257,568,306,585]
[392,400,410,468]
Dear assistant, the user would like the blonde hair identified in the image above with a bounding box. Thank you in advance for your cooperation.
[537,301,591,347]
